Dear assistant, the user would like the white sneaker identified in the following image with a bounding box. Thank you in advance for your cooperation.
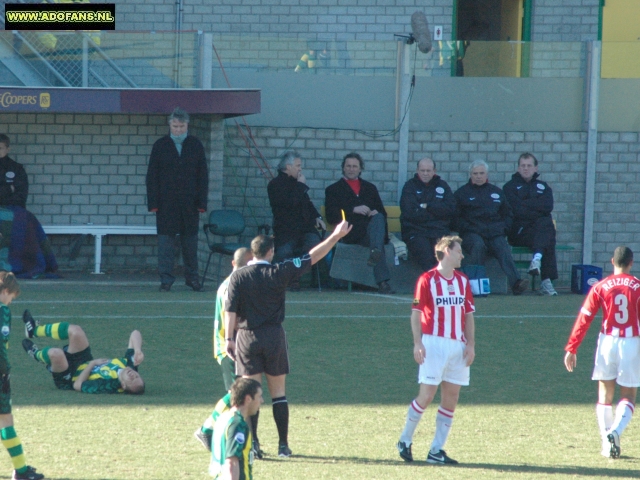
[528,257,541,276]
[540,278,558,296]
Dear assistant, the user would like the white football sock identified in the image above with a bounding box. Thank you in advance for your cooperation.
[430,406,454,453]
[596,403,613,442]
[610,398,635,436]
[399,399,425,445]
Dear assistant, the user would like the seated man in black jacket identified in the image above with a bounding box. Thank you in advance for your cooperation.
[325,152,393,294]
[400,158,456,271]
[454,160,528,295]
[267,151,325,264]
[504,153,558,296]
[0,135,28,208]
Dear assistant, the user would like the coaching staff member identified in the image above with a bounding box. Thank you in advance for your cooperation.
[224,220,351,458]
[146,107,209,292]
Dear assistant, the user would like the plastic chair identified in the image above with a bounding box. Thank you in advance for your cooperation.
[201,210,246,287]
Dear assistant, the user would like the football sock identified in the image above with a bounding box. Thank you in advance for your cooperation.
[399,399,425,445]
[249,410,260,445]
[35,322,69,340]
[201,416,213,436]
[533,253,542,261]
[34,346,51,366]
[272,396,288,446]
[1,426,27,474]
[430,406,454,453]
[611,398,635,436]
[596,403,613,440]
[204,392,233,436]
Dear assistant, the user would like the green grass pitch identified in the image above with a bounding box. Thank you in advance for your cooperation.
[1,281,639,479]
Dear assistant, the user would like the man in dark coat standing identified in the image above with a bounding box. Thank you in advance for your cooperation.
[400,157,456,271]
[503,153,558,296]
[325,152,393,294]
[267,151,325,263]
[146,108,208,292]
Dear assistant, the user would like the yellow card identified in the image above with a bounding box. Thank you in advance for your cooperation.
[341,209,346,221]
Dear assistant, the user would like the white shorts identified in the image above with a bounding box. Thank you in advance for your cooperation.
[592,333,640,387]
[418,334,470,386]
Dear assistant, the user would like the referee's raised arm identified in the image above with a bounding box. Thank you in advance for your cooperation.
[308,220,351,265]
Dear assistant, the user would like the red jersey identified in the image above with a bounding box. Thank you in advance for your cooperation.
[565,273,640,354]
[412,268,475,341]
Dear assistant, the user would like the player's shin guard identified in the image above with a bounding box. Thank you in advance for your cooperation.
[430,406,454,454]
[1,426,27,474]
[249,410,260,444]
[35,322,69,340]
[610,398,635,436]
[272,397,288,446]
[400,399,425,445]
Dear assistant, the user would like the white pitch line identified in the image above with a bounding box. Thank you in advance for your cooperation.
[17,299,408,305]
[28,314,577,320]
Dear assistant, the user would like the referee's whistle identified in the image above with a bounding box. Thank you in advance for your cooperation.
[341,209,346,221]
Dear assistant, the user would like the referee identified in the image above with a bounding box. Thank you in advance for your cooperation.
[225,220,351,458]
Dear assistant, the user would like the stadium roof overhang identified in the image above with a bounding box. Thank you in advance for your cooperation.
[0,87,261,116]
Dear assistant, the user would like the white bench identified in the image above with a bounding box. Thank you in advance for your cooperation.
[42,224,157,274]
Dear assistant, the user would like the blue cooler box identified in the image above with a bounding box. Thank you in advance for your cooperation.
[571,264,603,294]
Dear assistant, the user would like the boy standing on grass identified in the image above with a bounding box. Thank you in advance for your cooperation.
[210,378,263,480]
[397,235,475,465]
[565,246,640,459]
[0,272,44,480]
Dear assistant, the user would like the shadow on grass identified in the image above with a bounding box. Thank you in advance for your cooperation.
[270,454,640,477]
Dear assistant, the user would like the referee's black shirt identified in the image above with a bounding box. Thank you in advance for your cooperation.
[226,255,312,330]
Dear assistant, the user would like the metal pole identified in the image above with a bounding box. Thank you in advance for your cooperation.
[200,32,213,89]
[397,41,411,203]
[82,36,88,87]
[582,40,600,265]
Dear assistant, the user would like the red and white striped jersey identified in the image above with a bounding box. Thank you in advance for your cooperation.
[565,273,640,354]
[412,268,475,341]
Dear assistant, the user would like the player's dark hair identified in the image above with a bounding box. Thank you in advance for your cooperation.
[613,246,633,268]
[435,235,463,262]
[341,152,364,171]
[251,235,274,259]
[417,158,436,170]
[0,134,9,148]
[0,271,20,296]
[518,152,538,167]
[230,378,262,407]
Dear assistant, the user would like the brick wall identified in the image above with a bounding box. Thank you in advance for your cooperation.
[222,125,640,284]
[0,113,224,272]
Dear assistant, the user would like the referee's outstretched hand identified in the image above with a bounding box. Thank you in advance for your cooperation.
[331,220,352,239]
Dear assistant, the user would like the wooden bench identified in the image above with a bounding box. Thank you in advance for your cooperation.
[42,224,157,274]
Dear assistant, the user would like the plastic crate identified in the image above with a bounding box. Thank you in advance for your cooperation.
[571,264,603,294]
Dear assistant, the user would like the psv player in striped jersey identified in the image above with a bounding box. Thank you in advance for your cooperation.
[565,246,640,459]
[397,235,475,465]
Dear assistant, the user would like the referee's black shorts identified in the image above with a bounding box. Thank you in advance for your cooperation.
[236,324,289,377]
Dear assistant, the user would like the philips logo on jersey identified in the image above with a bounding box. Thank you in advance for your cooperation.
[435,295,465,306]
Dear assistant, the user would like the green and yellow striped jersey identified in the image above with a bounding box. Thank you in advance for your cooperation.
[210,409,253,480]
[213,276,231,363]
[73,348,136,394]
